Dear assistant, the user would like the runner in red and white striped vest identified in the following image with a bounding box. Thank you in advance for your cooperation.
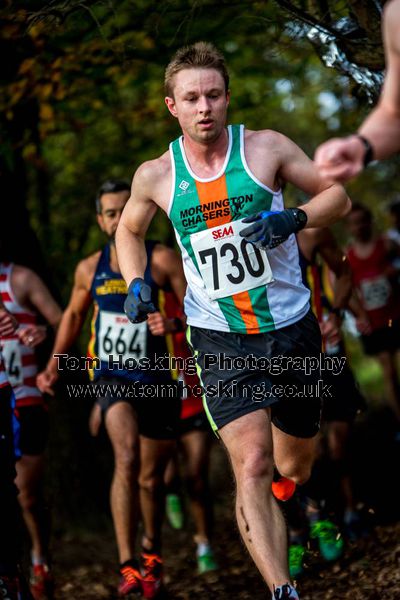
[0,261,62,599]
[0,263,43,408]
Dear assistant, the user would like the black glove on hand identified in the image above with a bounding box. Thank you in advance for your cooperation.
[239,208,307,249]
[124,277,156,323]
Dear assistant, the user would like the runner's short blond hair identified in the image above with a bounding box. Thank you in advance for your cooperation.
[165,42,229,97]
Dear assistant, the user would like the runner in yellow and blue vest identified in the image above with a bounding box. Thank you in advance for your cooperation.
[37,180,187,599]
[116,43,350,600]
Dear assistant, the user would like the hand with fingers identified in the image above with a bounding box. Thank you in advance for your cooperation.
[0,308,18,337]
[314,135,372,183]
[239,208,307,249]
[18,324,47,348]
[36,366,58,396]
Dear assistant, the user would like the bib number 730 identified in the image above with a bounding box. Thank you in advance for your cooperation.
[190,220,274,300]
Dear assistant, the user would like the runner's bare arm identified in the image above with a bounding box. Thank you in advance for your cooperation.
[314,1,400,180]
[12,266,62,327]
[357,0,400,160]
[11,266,62,347]
[116,163,159,287]
[36,257,95,394]
[275,133,351,225]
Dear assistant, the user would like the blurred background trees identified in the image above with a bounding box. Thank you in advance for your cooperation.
[2,0,399,299]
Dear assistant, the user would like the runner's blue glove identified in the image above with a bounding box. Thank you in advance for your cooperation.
[239,208,307,249]
[124,278,156,323]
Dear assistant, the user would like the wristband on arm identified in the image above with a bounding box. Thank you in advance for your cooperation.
[354,134,374,167]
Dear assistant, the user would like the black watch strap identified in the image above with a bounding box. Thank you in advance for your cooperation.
[290,207,307,231]
[354,134,374,167]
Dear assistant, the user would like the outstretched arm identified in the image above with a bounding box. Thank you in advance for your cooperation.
[240,133,350,249]
[36,260,93,395]
[358,0,400,160]
[314,0,400,181]
[278,135,351,225]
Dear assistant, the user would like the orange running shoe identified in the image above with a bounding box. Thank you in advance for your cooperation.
[140,552,163,599]
[271,476,296,502]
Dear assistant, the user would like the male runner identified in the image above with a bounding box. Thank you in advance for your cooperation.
[0,262,61,600]
[315,0,400,181]
[37,179,186,599]
[0,301,22,600]
[150,291,217,574]
[115,42,350,599]
[346,203,400,428]
[287,227,366,578]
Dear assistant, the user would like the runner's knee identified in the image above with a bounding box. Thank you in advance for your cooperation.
[235,447,274,485]
[278,460,311,486]
[139,473,164,496]
[18,487,37,512]
[113,440,139,474]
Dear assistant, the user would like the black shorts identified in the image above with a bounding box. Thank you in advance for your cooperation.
[16,405,49,456]
[361,320,400,355]
[95,377,181,440]
[187,310,323,439]
[321,350,366,423]
[179,411,209,436]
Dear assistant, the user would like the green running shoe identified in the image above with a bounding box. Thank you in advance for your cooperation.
[288,544,306,579]
[310,519,344,561]
[197,549,218,574]
[166,494,184,530]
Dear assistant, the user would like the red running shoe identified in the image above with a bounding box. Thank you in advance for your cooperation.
[272,476,296,502]
[29,564,54,600]
[140,552,163,599]
[118,561,141,597]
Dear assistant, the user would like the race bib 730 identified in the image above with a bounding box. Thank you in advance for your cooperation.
[190,220,274,300]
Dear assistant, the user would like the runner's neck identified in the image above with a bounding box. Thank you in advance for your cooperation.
[182,127,229,179]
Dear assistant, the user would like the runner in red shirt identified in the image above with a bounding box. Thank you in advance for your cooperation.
[347,203,400,427]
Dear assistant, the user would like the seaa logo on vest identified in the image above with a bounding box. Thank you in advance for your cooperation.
[212,225,234,240]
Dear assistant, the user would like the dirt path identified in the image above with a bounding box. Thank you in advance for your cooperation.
[51,443,400,600]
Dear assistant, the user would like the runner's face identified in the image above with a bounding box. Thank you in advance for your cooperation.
[165,68,229,143]
[347,210,372,242]
[97,191,129,242]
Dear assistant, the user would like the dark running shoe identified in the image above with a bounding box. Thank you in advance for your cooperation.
[118,561,142,597]
[273,583,300,599]
[140,552,163,599]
